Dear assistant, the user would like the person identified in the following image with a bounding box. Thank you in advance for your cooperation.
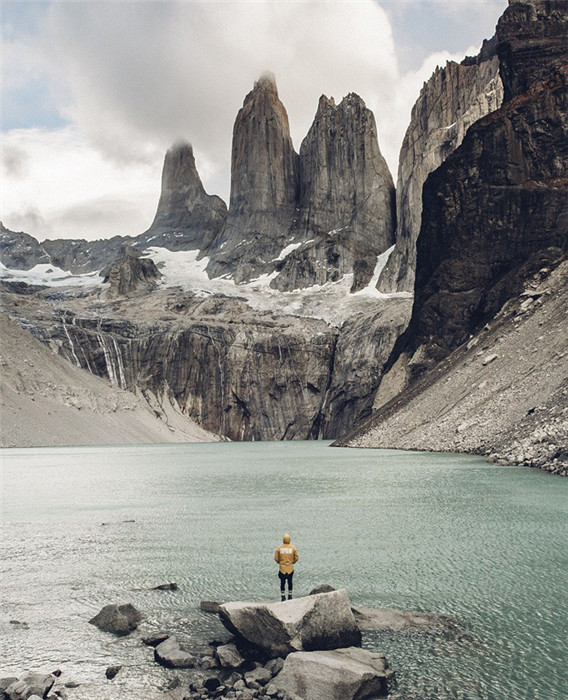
[274,533,299,601]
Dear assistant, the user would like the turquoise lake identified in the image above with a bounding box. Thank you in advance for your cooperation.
[1,441,567,699]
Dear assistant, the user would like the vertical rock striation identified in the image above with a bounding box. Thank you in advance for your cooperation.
[205,75,395,291]
[138,141,227,251]
[378,39,503,294]
[272,94,395,292]
[204,72,300,282]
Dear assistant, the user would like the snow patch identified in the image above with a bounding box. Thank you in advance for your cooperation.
[0,262,102,288]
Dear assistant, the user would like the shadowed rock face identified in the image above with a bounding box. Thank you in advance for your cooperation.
[138,142,227,252]
[403,0,568,370]
[371,0,568,397]
[378,40,503,294]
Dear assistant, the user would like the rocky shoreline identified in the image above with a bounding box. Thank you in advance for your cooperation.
[1,587,460,700]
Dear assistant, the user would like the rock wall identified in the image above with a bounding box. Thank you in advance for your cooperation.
[272,94,395,293]
[378,40,503,293]
[341,0,568,474]
[205,76,395,290]
[204,73,300,283]
[7,286,410,442]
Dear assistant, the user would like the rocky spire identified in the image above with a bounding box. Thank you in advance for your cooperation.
[271,92,395,292]
[138,141,227,251]
[229,71,299,214]
[205,73,300,282]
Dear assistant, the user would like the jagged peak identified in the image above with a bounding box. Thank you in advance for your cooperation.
[254,71,278,93]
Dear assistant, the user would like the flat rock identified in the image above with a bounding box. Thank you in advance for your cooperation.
[154,636,196,669]
[88,603,142,636]
[218,589,361,659]
[267,647,394,700]
[351,605,458,633]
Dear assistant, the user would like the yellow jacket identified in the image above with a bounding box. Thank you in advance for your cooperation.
[275,536,299,574]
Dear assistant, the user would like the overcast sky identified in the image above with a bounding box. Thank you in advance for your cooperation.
[1,0,507,242]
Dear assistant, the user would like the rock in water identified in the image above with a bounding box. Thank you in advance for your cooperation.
[154,636,196,669]
[88,603,142,636]
[4,672,55,700]
[267,647,394,700]
[138,142,227,252]
[205,72,299,282]
[218,589,361,659]
[273,93,395,293]
[378,38,503,294]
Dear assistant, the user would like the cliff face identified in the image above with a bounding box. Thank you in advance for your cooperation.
[205,76,395,290]
[378,41,503,293]
[204,73,300,283]
[400,0,568,372]
[2,286,410,442]
[272,94,395,293]
[341,0,568,473]
[138,142,227,251]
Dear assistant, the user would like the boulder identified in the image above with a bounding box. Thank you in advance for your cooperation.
[267,647,394,700]
[309,584,335,595]
[105,666,121,680]
[218,589,361,659]
[215,643,246,669]
[154,636,196,669]
[5,672,55,700]
[88,603,142,636]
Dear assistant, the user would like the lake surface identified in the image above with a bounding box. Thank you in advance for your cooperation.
[1,441,566,699]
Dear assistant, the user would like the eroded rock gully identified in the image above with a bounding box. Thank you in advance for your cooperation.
[5,288,410,442]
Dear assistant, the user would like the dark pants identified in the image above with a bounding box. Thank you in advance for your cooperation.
[279,571,294,594]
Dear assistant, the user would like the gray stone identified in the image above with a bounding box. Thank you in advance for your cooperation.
[200,601,222,614]
[154,636,196,669]
[264,658,284,676]
[218,589,361,659]
[5,672,55,700]
[309,584,336,596]
[267,647,394,700]
[88,603,142,636]
[244,667,272,687]
[378,40,503,294]
[138,142,227,253]
[216,643,246,669]
[105,666,121,680]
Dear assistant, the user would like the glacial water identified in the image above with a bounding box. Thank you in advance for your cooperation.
[1,441,567,700]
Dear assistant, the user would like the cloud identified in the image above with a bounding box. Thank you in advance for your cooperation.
[1,127,162,240]
[1,0,508,241]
